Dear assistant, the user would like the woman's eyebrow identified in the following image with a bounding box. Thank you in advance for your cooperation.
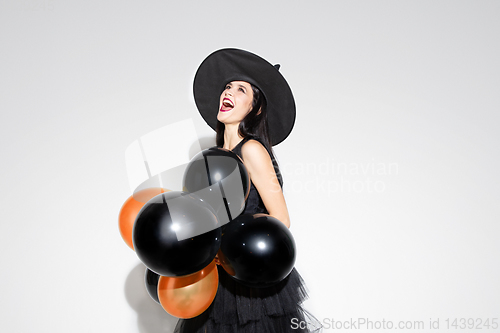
[237,84,247,90]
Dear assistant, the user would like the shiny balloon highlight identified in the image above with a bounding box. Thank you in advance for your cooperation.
[219,214,296,288]
[118,187,169,250]
[133,191,221,277]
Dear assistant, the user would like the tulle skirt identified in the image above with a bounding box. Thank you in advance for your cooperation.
[174,266,322,333]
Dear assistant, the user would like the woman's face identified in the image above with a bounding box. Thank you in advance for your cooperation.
[217,81,254,125]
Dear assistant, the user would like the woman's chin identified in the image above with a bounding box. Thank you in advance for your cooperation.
[217,112,229,123]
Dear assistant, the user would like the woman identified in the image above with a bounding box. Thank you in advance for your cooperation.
[216,79,290,225]
[174,49,321,333]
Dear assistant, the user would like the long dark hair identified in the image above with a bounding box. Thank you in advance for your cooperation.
[216,83,283,187]
[216,83,274,159]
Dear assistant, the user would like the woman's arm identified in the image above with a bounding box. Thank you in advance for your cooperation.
[240,140,290,228]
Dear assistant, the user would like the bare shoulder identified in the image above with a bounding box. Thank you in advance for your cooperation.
[240,139,270,164]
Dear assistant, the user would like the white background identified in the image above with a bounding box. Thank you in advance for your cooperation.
[1,1,499,332]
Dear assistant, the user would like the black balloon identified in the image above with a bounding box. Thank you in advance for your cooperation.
[133,191,221,277]
[183,147,250,225]
[219,213,296,288]
[144,268,160,304]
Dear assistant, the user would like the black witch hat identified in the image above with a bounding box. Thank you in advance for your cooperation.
[193,48,296,146]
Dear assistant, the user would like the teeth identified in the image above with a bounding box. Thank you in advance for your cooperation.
[223,99,234,108]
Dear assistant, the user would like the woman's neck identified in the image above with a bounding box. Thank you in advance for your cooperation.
[223,123,244,151]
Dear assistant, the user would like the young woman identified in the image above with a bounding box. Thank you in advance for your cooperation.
[174,48,321,333]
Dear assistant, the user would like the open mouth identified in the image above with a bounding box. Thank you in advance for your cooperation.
[220,98,234,112]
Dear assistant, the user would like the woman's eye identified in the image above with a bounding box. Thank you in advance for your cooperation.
[225,85,231,90]
[239,87,245,93]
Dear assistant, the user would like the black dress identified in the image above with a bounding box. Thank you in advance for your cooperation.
[174,136,321,333]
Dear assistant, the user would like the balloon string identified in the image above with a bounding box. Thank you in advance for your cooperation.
[219,182,232,221]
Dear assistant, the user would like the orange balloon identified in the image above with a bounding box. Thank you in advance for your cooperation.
[118,187,169,250]
[158,260,219,319]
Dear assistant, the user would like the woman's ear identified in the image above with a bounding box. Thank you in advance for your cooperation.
[256,107,262,115]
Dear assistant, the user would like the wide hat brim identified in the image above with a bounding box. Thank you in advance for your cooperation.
[193,48,296,146]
